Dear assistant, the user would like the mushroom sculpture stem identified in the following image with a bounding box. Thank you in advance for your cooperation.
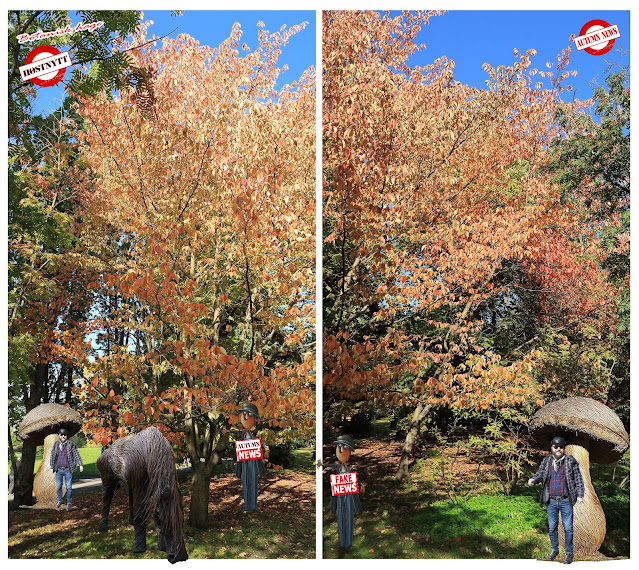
[33,433,62,508]
[560,442,606,555]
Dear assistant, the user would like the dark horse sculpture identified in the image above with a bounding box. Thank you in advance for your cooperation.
[97,427,188,563]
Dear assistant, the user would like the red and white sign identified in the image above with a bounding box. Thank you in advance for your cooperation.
[19,45,72,87]
[574,20,620,56]
[330,472,359,496]
[235,438,263,462]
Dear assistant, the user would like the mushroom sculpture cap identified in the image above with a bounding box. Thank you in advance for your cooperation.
[18,403,82,447]
[529,396,629,464]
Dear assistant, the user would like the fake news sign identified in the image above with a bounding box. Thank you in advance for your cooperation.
[330,472,359,496]
[235,438,263,461]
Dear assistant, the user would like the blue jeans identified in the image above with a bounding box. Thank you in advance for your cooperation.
[56,467,73,506]
[547,498,573,554]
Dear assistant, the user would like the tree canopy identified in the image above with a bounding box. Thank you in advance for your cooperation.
[75,20,315,526]
[321,11,628,479]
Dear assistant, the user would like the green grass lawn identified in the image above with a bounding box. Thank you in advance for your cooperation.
[10,446,103,478]
[324,475,629,560]
[323,477,550,558]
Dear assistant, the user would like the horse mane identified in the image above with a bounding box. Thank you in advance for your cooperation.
[106,427,185,558]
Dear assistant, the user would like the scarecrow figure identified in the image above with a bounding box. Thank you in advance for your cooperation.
[322,435,361,548]
[231,403,265,511]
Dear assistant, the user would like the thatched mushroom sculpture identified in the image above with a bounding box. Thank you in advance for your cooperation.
[18,403,83,508]
[528,397,629,556]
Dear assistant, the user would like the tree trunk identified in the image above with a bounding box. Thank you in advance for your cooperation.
[506,465,519,495]
[8,427,19,485]
[188,461,216,529]
[13,443,37,507]
[395,401,432,480]
[13,361,47,507]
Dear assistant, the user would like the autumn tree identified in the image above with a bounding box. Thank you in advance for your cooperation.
[322,11,621,480]
[541,59,629,416]
[8,104,108,506]
[77,20,315,527]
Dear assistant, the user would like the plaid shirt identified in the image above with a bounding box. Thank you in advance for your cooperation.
[532,454,585,507]
[56,443,69,469]
[548,461,567,497]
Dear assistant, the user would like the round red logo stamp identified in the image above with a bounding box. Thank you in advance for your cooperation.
[19,45,72,87]
[574,19,620,56]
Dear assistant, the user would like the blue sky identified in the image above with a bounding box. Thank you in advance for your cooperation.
[410,10,630,102]
[142,10,316,83]
[29,10,316,117]
[26,10,629,115]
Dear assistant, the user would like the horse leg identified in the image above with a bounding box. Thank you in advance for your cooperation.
[132,514,148,553]
[131,482,148,554]
[155,508,167,552]
[128,485,135,526]
[98,475,117,533]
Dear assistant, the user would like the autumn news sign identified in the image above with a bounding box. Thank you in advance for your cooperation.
[330,472,359,496]
[235,438,263,461]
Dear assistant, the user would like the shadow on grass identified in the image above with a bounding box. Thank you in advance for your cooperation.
[322,437,630,560]
[323,482,549,559]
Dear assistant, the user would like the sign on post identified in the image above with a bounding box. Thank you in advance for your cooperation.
[235,438,263,462]
[330,472,359,496]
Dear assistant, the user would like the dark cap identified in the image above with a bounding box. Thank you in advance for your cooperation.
[58,428,69,436]
[333,435,355,452]
[551,436,566,448]
[238,403,259,419]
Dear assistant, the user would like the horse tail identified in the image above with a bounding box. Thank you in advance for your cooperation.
[141,428,185,558]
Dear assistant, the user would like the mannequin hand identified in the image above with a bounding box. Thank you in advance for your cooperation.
[80,466,83,472]
[576,497,583,504]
